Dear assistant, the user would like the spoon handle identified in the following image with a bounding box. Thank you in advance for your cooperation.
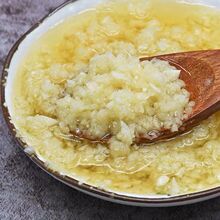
[137,50,220,144]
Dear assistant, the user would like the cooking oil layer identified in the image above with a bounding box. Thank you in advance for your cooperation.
[12,0,220,195]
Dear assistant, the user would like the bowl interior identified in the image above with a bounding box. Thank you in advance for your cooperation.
[3,0,220,205]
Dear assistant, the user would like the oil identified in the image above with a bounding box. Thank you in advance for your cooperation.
[13,0,220,195]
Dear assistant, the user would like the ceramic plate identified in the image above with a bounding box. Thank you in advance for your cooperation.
[1,0,220,207]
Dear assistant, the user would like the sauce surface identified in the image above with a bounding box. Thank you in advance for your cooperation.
[12,0,220,195]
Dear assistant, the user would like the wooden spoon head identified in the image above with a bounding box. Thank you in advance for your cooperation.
[69,50,220,145]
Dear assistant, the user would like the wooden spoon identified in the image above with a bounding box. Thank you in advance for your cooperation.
[70,50,220,145]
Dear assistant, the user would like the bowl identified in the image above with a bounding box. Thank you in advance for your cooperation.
[1,0,220,207]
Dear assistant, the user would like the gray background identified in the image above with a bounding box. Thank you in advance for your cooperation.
[0,0,220,219]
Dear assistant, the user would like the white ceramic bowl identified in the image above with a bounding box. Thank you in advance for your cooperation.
[2,0,220,207]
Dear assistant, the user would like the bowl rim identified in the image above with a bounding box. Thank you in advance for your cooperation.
[1,0,220,207]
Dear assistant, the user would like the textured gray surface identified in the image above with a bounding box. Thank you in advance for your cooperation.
[0,0,220,219]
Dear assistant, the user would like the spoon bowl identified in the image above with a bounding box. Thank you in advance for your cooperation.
[69,50,220,144]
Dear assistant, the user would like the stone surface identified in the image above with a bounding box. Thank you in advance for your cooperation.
[0,0,220,219]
